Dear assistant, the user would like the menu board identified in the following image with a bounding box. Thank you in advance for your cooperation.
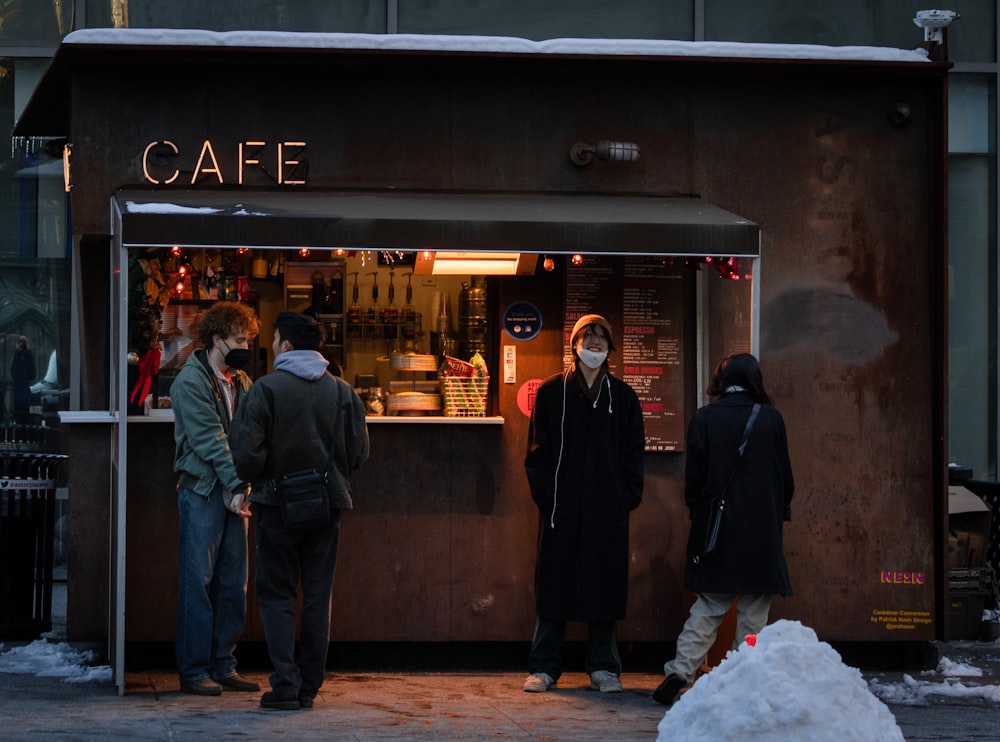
[565,256,685,452]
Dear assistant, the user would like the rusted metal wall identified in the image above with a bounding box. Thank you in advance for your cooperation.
[50,44,946,644]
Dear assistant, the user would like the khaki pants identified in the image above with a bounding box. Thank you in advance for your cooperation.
[663,593,771,682]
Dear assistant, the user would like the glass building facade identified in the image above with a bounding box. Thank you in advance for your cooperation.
[4,0,997,478]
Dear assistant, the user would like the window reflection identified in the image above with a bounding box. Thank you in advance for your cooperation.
[0,0,72,46]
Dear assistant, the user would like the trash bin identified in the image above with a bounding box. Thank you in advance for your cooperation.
[0,452,66,639]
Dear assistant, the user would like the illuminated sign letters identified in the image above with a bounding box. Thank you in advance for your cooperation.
[142,139,308,186]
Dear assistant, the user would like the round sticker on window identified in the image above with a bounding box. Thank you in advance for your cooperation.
[503,301,542,341]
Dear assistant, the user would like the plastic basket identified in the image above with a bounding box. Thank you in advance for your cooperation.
[441,376,489,417]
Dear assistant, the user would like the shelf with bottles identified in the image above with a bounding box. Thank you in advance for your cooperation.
[283,258,346,316]
[345,267,422,344]
[346,314,424,343]
[283,259,346,369]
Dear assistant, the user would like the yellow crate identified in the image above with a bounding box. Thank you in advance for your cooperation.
[441,376,489,417]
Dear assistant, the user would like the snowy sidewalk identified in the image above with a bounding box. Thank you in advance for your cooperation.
[1,628,1000,741]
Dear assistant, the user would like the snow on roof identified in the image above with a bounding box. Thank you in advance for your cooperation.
[63,28,930,64]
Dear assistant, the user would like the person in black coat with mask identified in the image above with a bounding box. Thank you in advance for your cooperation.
[654,352,794,706]
[523,314,645,694]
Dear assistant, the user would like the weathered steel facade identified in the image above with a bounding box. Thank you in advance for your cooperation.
[18,33,948,655]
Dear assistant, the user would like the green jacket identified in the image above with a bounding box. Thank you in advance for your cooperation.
[171,349,252,497]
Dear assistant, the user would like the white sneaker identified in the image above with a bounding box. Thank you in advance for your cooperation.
[523,672,556,692]
[590,670,623,693]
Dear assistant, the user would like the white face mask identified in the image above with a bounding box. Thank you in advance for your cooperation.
[577,347,608,369]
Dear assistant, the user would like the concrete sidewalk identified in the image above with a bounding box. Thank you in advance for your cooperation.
[0,654,998,741]
[6,668,669,740]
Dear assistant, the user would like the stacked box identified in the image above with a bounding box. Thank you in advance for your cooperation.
[948,565,998,640]
[949,567,995,592]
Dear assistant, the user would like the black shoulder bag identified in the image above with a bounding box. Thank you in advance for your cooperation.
[699,403,761,561]
[270,379,342,530]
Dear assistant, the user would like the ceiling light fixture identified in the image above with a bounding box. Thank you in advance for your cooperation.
[569,140,640,166]
[414,251,539,276]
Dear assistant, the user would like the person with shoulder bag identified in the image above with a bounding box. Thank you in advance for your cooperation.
[230,312,369,710]
[653,353,794,707]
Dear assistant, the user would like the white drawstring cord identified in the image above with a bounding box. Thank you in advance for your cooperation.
[552,369,612,528]
[550,368,570,529]
[592,374,613,413]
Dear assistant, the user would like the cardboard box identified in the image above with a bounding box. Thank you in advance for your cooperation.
[948,486,992,569]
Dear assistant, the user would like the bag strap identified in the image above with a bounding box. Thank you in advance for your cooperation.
[720,403,761,499]
[315,375,344,482]
[273,374,344,486]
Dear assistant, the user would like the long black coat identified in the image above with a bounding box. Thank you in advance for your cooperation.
[684,392,794,596]
[525,367,645,622]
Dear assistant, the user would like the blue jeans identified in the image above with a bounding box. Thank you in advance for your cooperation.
[255,504,341,699]
[176,484,249,683]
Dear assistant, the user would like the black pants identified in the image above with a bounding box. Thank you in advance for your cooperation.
[526,617,621,681]
[255,504,341,699]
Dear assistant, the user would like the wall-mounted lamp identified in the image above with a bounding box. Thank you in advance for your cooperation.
[569,140,640,166]
[913,9,959,44]
[571,254,584,266]
[298,247,311,257]
[414,251,539,276]
[543,256,555,272]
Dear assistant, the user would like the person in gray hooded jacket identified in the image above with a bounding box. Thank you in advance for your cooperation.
[230,311,369,711]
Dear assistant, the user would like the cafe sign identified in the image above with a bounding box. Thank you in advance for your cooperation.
[141,139,309,186]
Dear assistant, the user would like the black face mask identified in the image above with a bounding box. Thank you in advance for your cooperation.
[220,340,251,371]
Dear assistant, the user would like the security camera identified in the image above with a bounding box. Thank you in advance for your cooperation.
[913,9,960,43]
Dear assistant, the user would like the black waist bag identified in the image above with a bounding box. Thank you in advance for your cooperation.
[273,469,330,529]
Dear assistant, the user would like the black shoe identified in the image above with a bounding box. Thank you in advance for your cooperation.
[260,691,300,710]
[180,677,223,696]
[298,694,314,709]
[213,673,260,692]
[653,674,685,707]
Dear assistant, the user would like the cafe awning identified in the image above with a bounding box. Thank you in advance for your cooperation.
[112,189,760,257]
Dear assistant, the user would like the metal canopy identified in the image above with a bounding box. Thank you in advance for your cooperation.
[112,190,760,257]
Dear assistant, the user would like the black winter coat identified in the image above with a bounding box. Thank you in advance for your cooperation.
[525,366,645,622]
[230,368,369,511]
[684,392,794,596]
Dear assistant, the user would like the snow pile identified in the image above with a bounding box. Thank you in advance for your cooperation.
[657,620,903,742]
[0,640,112,684]
[869,654,1000,705]
[62,29,931,64]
